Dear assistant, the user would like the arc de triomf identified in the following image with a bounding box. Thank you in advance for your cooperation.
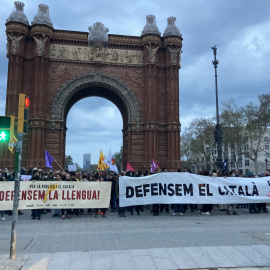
[2,2,182,171]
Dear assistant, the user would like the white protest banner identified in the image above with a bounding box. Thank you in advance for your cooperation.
[119,172,270,207]
[68,164,77,172]
[0,181,111,210]
[21,175,31,181]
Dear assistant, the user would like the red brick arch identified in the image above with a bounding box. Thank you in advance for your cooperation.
[2,20,182,171]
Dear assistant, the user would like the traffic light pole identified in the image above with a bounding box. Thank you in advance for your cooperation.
[10,133,23,260]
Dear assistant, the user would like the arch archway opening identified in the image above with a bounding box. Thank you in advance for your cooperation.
[64,85,129,128]
[65,95,123,169]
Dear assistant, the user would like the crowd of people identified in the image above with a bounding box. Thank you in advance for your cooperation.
[0,166,269,221]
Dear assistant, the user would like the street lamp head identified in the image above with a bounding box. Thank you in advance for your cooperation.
[265,158,268,162]
[211,45,217,55]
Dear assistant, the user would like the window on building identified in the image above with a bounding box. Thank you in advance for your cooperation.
[244,144,249,150]
[238,161,242,167]
[231,162,235,168]
[265,145,269,151]
[245,160,249,166]
[201,157,204,162]
[264,137,269,143]
[206,147,210,153]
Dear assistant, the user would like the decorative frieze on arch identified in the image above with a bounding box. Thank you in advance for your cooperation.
[50,71,141,124]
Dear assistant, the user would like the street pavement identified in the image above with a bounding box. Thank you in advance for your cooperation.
[0,206,270,270]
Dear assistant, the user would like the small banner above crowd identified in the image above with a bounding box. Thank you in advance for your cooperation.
[119,172,270,207]
[0,181,111,210]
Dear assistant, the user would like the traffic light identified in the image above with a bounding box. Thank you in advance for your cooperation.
[18,94,30,134]
[0,116,15,143]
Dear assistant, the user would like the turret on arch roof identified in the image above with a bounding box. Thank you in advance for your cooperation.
[6,1,29,25]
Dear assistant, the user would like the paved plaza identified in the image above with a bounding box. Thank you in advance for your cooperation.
[0,206,270,269]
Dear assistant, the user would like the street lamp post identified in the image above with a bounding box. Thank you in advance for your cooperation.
[211,45,223,171]
[265,159,268,170]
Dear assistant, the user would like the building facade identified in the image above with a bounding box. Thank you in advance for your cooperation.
[83,153,91,171]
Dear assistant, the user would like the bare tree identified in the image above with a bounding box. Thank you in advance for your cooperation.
[187,118,216,171]
[241,94,270,175]
[220,100,245,170]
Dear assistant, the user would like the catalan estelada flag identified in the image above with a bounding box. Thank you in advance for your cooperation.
[97,151,109,171]
[8,135,17,154]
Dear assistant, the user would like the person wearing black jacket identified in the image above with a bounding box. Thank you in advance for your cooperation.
[30,170,42,220]
[108,173,117,212]
[116,175,126,217]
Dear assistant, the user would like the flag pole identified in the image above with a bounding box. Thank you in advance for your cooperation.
[105,149,110,158]
[53,159,65,172]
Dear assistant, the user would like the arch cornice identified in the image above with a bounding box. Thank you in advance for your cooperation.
[50,71,141,124]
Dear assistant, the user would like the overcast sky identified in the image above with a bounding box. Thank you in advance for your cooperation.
[1,0,270,167]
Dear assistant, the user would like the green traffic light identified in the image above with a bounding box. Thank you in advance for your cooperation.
[0,130,10,142]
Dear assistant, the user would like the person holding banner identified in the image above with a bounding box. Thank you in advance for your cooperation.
[52,173,62,218]
[70,172,80,216]
[160,168,170,214]
[226,171,238,215]
[151,169,160,216]
[78,173,89,215]
[172,171,184,216]
[30,169,42,220]
[87,174,95,215]
[126,171,141,216]
[60,173,72,219]
[94,175,108,218]
[116,174,126,217]
[200,170,213,215]
[108,173,117,212]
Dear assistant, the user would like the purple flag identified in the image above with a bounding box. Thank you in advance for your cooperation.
[45,149,54,169]
[151,158,158,173]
